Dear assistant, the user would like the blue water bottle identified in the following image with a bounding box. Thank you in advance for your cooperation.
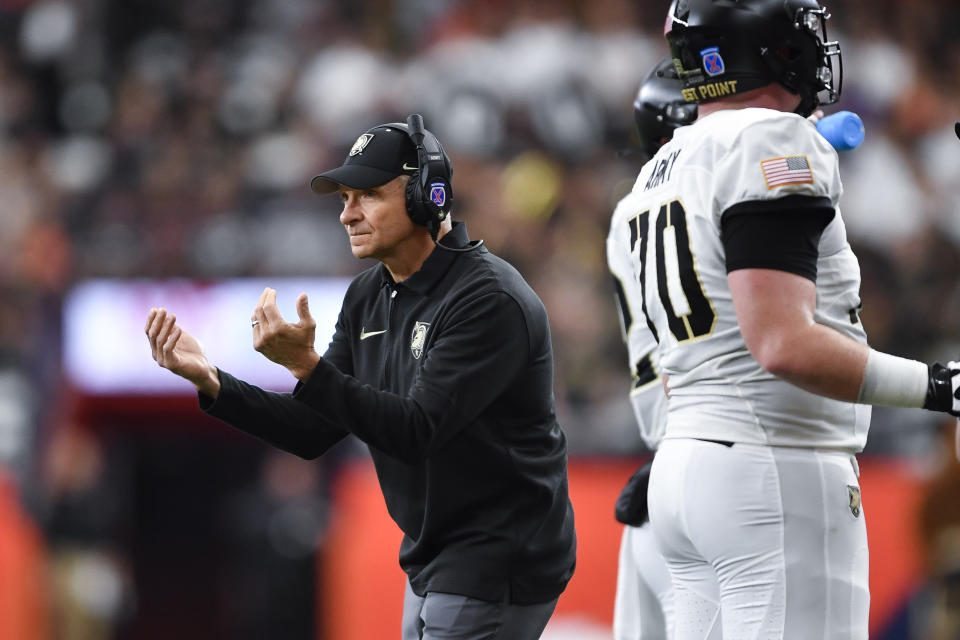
[816,110,865,151]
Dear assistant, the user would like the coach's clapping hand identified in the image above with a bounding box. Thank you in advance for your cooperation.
[145,307,221,398]
[251,287,320,382]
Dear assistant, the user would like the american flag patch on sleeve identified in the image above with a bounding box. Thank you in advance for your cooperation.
[760,155,814,189]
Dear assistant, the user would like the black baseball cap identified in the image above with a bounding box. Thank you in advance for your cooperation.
[310,123,419,195]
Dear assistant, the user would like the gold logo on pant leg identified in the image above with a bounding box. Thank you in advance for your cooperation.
[847,485,861,518]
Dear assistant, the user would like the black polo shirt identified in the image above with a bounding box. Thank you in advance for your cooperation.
[201,222,576,604]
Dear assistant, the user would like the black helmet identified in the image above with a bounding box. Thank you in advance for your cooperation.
[665,0,842,117]
[634,56,699,158]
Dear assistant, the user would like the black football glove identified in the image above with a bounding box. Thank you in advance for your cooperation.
[923,361,960,417]
[614,460,653,527]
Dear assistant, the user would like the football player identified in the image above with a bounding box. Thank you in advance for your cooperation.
[608,56,696,640]
[623,1,960,638]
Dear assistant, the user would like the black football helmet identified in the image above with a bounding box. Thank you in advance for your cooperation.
[665,0,842,117]
[634,56,698,158]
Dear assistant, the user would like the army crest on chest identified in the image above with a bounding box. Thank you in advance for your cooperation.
[410,321,430,359]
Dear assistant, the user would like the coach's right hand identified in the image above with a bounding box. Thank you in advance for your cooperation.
[146,308,220,398]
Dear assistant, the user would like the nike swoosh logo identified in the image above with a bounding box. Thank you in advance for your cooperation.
[360,328,388,340]
[402,163,418,171]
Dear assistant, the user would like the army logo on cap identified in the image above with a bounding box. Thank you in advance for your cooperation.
[349,133,374,156]
[410,321,430,359]
[700,46,725,77]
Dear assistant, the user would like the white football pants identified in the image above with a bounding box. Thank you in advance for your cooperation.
[648,438,869,640]
[614,521,675,640]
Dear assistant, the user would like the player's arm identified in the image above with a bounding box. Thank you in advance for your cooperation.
[729,268,868,401]
[716,116,960,416]
[725,204,960,415]
[722,194,865,399]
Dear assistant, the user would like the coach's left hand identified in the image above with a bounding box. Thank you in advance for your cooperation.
[252,287,320,381]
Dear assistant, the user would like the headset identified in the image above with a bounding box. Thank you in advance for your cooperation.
[404,114,454,238]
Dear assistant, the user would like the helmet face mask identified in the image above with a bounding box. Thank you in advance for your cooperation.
[794,6,842,108]
[665,0,842,117]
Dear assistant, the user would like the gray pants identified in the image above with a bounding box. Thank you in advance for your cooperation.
[401,580,558,640]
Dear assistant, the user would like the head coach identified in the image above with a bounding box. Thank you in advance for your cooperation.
[146,114,577,639]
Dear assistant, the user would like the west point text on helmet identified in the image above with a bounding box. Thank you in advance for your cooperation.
[681,80,739,102]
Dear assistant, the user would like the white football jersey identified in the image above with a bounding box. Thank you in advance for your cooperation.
[608,191,668,450]
[625,107,871,451]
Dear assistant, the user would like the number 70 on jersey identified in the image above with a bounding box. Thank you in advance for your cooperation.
[628,199,717,343]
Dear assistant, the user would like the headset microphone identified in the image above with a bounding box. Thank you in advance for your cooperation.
[403,114,479,252]
[408,113,426,149]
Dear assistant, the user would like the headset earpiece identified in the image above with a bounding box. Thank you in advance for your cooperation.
[404,114,453,237]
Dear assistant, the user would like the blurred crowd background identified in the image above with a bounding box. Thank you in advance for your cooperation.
[1,0,959,638]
